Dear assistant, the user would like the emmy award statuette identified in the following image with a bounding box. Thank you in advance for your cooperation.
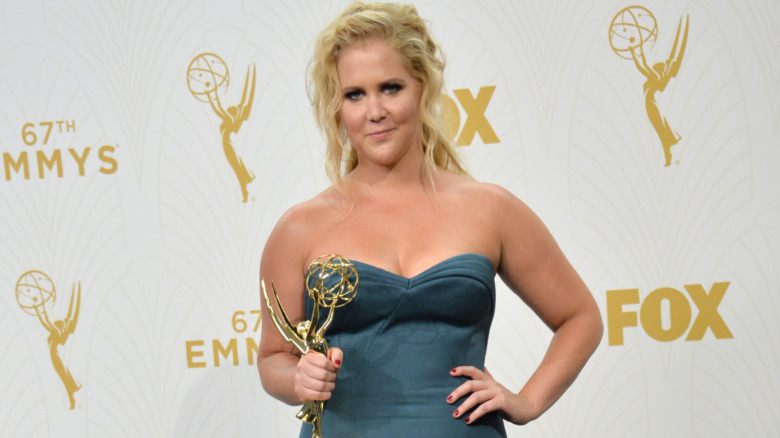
[261,255,359,438]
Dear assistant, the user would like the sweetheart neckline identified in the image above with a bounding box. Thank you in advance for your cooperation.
[347,253,494,282]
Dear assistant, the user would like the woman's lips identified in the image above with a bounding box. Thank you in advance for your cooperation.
[368,128,393,139]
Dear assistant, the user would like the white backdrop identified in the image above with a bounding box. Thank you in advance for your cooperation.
[1,0,778,437]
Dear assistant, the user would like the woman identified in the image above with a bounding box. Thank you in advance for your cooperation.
[257,2,603,437]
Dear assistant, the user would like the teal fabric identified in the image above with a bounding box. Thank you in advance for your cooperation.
[301,253,507,438]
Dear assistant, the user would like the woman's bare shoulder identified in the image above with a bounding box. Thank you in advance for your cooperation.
[270,186,346,239]
[262,186,348,267]
[441,172,526,211]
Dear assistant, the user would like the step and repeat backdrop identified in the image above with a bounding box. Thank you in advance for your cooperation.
[1,0,778,437]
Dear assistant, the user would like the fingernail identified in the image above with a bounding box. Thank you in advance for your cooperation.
[450,369,457,374]
[453,410,459,417]
[334,359,341,366]
[447,395,453,403]
[465,417,471,424]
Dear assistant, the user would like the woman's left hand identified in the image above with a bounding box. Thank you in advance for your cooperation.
[447,366,537,425]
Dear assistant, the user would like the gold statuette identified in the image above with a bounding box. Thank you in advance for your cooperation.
[262,255,359,438]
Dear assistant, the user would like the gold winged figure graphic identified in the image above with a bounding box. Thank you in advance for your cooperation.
[207,64,257,202]
[37,283,82,409]
[631,16,689,166]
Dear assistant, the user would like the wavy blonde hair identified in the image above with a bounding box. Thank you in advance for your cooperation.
[307,1,467,186]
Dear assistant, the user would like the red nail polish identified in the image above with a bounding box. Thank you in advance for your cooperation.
[447,395,453,403]
[450,369,457,374]
[334,359,341,366]
[453,410,459,417]
[465,417,471,424]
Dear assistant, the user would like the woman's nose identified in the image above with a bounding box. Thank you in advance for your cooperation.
[366,96,387,122]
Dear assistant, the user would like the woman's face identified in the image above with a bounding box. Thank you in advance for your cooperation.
[337,38,423,171]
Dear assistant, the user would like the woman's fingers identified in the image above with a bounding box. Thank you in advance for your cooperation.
[294,351,340,401]
[447,366,488,404]
[446,365,532,424]
[450,386,494,421]
[448,367,494,420]
[328,347,343,368]
[450,366,486,380]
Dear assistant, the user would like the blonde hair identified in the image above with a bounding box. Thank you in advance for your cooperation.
[307,1,468,186]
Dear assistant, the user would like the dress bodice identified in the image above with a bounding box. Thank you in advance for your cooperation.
[301,253,507,438]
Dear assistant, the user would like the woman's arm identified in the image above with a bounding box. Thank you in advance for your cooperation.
[449,184,603,424]
[256,206,342,405]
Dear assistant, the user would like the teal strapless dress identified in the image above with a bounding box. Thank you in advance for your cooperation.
[301,253,507,438]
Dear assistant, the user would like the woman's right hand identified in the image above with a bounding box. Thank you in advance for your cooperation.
[294,347,343,402]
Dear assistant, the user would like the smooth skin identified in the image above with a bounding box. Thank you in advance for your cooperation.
[257,38,603,426]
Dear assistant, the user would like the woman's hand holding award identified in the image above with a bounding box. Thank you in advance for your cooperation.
[261,255,359,438]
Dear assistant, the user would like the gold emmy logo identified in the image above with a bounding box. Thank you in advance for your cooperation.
[187,53,256,202]
[610,6,689,166]
[15,271,82,409]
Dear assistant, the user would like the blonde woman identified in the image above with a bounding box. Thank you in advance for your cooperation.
[257,2,602,436]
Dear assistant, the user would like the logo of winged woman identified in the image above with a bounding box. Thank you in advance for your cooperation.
[610,6,690,166]
[187,53,256,202]
[15,271,82,409]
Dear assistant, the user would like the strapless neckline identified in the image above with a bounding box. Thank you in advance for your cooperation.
[348,253,494,287]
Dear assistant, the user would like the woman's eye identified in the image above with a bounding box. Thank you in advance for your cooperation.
[384,84,401,94]
[344,91,362,101]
